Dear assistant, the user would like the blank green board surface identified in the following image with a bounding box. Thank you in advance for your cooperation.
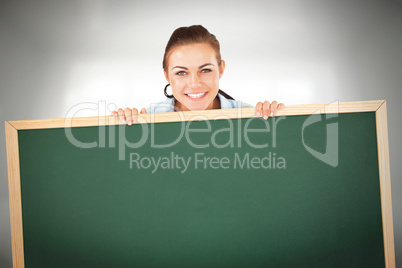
[17,112,385,267]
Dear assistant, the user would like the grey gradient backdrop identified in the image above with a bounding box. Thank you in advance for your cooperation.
[0,0,401,267]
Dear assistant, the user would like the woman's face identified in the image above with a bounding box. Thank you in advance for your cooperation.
[164,43,225,111]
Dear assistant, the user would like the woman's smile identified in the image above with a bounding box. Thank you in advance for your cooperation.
[185,92,208,100]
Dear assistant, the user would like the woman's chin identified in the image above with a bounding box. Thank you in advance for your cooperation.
[183,102,210,111]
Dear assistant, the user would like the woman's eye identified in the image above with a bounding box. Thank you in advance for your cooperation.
[201,69,212,73]
[176,71,186,76]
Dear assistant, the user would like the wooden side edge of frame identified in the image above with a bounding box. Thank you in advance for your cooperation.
[5,122,25,268]
[8,100,384,130]
[375,101,395,268]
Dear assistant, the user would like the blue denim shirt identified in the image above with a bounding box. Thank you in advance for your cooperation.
[146,93,252,113]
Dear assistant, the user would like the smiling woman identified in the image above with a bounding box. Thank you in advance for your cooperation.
[112,25,285,125]
[166,43,224,111]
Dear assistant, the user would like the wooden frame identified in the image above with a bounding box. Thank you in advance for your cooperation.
[5,100,395,268]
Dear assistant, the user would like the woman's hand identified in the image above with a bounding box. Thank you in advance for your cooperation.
[111,107,147,125]
[254,101,285,119]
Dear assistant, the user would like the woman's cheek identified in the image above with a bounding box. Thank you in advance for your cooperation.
[171,79,185,95]
[176,79,186,92]
[208,72,219,84]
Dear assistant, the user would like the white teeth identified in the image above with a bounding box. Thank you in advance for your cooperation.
[186,92,206,99]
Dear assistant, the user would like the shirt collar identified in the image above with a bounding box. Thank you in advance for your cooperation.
[217,92,233,109]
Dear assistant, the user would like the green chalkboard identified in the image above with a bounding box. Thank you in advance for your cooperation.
[16,112,385,267]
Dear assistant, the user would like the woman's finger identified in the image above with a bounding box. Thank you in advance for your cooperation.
[255,102,263,116]
[270,101,278,116]
[124,107,132,125]
[140,108,147,114]
[262,101,270,119]
[117,108,126,123]
[131,108,139,124]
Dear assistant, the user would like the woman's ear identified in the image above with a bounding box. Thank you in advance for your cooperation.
[219,60,226,79]
[164,70,169,83]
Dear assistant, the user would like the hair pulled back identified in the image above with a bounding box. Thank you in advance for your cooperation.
[163,25,221,71]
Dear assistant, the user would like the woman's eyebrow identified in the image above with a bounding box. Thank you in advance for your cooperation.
[172,63,214,71]
[172,66,188,70]
[199,63,214,68]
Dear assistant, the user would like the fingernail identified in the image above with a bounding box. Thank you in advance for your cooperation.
[133,118,137,123]
[263,115,268,119]
[271,112,274,116]
[256,112,261,116]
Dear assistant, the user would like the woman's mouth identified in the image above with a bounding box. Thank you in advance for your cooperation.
[185,92,207,100]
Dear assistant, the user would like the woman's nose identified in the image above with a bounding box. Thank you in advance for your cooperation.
[189,74,202,88]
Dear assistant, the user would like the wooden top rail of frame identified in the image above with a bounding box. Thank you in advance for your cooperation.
[6,100,385,130]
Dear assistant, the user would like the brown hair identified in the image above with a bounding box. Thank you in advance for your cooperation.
[162,25,234,100]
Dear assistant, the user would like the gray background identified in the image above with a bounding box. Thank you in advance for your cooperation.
[0,0,401,266]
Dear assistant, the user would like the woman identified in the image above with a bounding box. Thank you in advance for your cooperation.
[112,25,284,125]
